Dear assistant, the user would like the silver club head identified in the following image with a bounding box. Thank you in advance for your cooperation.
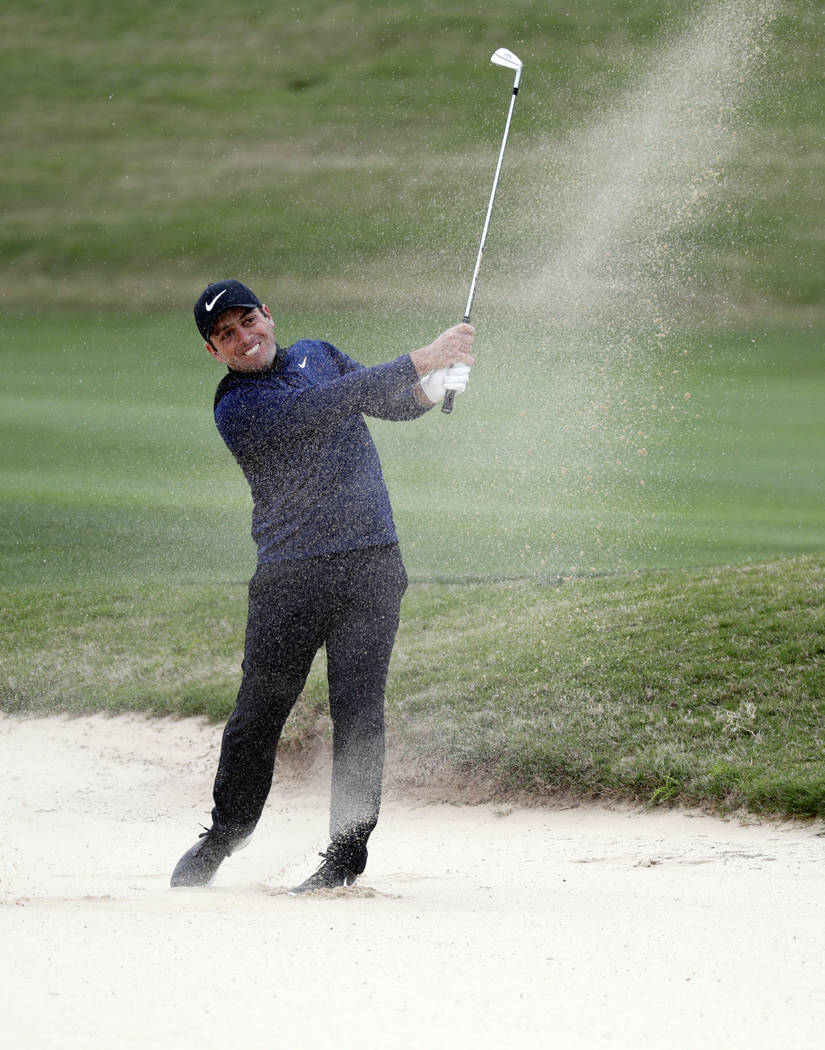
[491,47,523,78]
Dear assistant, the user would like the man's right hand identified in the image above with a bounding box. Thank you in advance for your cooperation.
[410,323,475,377]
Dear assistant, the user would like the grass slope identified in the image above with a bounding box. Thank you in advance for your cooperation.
[3,556,824,817]
[394,557,825,817]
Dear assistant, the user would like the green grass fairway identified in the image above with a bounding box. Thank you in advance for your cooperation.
[1,312,823,588]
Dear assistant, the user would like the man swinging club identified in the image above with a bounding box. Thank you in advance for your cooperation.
[170,279,474,892]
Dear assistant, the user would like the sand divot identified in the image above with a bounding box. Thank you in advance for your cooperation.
[263,882,402,900]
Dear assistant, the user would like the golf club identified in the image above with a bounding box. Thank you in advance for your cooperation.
[442,47,523,415]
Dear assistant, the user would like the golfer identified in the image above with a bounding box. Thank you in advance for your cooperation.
[171,279,474,892]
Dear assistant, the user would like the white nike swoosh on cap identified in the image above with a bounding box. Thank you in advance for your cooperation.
[205,289,228,311]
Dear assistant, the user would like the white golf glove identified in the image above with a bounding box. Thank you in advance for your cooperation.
[420,363,471,404]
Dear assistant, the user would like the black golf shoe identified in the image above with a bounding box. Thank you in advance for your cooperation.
[170,828,248,888]
[290,851,360,894]
[289,835,367,894]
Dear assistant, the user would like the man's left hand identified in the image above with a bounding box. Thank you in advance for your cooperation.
[418,363,471,406]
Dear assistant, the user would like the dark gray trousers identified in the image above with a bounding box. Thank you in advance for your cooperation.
[210,543,407,871]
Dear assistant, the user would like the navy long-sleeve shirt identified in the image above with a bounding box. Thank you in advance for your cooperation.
[213,339,429,563]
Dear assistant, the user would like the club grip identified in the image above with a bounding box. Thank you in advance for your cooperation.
[441,389,456,414]
[441,313,471,416]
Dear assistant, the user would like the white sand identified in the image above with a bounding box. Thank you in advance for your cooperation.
[2,711,824,1049]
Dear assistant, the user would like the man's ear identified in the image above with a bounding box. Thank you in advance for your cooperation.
[204,340,222,361]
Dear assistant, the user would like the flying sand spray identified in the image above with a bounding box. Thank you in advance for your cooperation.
[433,2,778,575]
[442,47,523,415]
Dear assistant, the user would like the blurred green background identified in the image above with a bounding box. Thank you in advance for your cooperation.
[2,0,821,315]
[1,0,823,588]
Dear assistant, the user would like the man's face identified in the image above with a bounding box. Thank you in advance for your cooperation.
[205,305,278,372]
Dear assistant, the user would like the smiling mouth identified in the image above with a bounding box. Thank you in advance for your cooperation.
[243,343,261,358]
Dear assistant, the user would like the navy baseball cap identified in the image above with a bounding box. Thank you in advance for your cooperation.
[194,279,263,340]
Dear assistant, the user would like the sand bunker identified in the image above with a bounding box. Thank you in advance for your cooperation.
[2,712,824,1049]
